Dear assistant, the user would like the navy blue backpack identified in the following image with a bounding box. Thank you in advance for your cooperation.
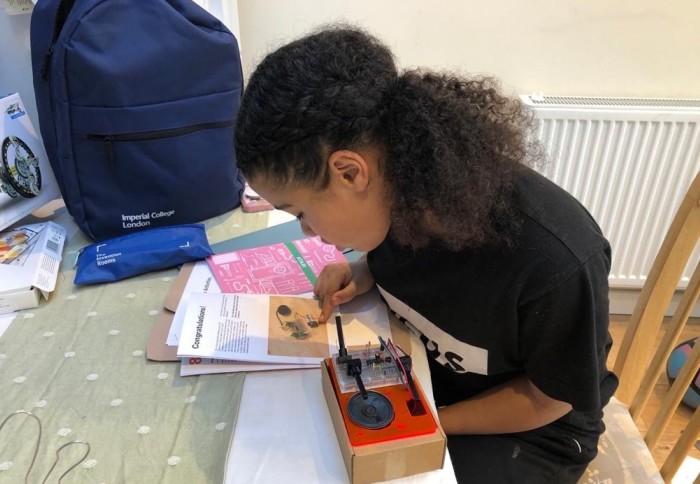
[30,0,245,240]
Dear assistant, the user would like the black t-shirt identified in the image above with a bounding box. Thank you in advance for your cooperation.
[367,168,619,450]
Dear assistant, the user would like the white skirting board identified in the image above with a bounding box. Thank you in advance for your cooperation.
[610,288,700,319]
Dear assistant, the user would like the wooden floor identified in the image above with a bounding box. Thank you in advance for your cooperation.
[608,314,700,470]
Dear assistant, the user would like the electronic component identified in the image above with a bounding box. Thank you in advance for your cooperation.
[327,314,438,446]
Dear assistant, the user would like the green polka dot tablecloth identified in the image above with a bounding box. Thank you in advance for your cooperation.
[0,206,271,483]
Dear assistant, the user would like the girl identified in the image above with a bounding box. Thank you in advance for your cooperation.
[234,26,618,483]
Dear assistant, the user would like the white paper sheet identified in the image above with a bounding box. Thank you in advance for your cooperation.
[166,260,220,346]
[179,356,316,376]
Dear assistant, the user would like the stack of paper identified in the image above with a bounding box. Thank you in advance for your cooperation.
[168,237,391,376]
[176,290,392,372]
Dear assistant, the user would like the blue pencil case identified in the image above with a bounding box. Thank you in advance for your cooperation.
[74,223,213,285]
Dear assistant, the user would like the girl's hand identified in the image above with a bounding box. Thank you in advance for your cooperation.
[314,256,375,322]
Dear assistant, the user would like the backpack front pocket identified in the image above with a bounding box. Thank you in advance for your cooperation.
[69,90,243,239]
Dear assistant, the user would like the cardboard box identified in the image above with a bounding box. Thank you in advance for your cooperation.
[321,359,446,484]
[0,221,66,314]
[147,261,195,361]
[0,92,62,232]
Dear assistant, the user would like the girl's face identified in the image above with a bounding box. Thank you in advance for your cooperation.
[247,148,392,252]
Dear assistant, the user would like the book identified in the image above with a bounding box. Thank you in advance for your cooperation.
[176,290,391,366]
[170,233,364,375]
[167,234,348,347]
[206,236,346,295]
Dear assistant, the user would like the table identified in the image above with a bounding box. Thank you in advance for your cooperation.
[0,205,456,483]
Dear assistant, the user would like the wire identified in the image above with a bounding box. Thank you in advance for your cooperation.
[44,441,91,484]
[0,411,40,483]
[0,410,91,483]
[379,337,420,401]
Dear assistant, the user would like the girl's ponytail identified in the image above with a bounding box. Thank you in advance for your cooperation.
[382,71,542,249]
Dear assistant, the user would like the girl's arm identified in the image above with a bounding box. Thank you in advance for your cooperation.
[437,375,572,435]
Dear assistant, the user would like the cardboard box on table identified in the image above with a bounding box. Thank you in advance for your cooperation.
[0,221,66,314]
[320,345,447,483]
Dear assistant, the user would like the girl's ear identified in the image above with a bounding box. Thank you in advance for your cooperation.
[327,150,370,191]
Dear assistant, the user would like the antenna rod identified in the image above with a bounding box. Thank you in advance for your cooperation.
[335,314,351,364]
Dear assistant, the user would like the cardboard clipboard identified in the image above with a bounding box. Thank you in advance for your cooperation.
[146,262,194,361]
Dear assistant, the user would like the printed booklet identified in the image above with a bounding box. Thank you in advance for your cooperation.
[176,290,391,365]
[206,236,346,294]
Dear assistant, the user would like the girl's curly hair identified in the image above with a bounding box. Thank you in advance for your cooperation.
[235,25,543,250]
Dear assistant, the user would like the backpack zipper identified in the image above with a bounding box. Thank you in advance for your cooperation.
[42,0,78,79]
[41,45,55,79]
[86,120,234,171]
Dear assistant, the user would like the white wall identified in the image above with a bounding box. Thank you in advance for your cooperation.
[236,0,700,99]
[0,11,38,124]
[5,2,698,121]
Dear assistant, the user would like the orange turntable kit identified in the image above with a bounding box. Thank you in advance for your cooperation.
[321,316,446,484]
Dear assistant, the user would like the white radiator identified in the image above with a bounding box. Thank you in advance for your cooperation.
[521,95,700,289]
